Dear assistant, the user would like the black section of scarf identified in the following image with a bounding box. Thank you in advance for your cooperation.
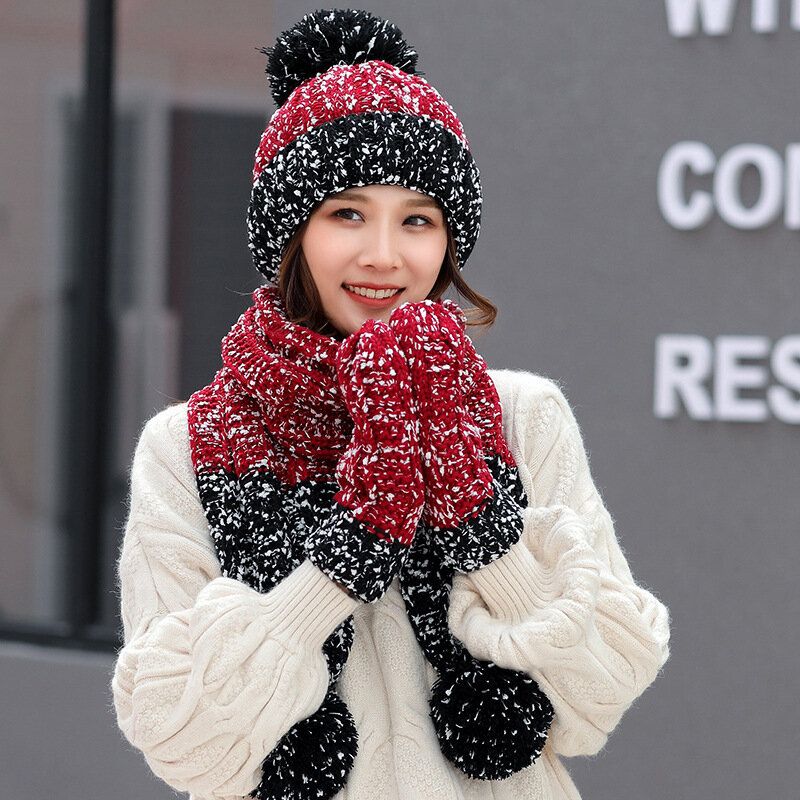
[187,287,553,799]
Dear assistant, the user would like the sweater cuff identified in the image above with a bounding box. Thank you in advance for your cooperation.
[467,539,550,624]
[264,560,361,650]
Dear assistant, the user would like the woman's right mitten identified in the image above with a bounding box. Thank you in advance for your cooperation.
[303,318,426,603]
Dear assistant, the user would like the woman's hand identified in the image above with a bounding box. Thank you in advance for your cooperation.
[388,301,491,528]
[303,318,426,602]
[438,300,523,480]
[388,300,525,572]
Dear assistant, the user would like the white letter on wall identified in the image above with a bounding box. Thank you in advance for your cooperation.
[769,335,800,424]
[654,334,714,418]
[714,335,770,421]
[785,144,800,229]
[715,144,783,229]
[658,141,716,229]
[665,0,737,37]
[751,0,780,31]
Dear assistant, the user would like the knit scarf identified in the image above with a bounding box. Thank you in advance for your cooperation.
[186,286,553,800]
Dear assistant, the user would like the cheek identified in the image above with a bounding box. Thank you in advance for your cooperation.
[302,223,350,272]
[410,231,447,268]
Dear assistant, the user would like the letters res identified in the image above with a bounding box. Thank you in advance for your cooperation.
[654,334,800,423]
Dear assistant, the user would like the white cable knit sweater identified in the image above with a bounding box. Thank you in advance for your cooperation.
[111,368,671,800]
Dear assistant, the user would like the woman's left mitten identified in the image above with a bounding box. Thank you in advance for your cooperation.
[439,298,528,511]
[389,301,524,572]
[391,303,553,780]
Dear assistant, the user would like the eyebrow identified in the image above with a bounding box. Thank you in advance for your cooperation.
[327,190,441,209]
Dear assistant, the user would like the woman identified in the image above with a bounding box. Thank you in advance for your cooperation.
[111,9,671,800]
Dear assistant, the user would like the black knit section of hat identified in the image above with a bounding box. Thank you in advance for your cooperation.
[247,111,482,285]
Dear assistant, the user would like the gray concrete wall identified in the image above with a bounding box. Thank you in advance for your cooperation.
[0,642,173,799]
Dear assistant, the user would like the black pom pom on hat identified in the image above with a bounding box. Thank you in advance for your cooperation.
[247,6,482,285]
[260,7,422,106]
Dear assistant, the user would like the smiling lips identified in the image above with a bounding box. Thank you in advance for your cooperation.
[342,283,405,307]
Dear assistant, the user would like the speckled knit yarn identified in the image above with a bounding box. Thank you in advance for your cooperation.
[187,286,555,797]
[388,300,529,567]
[186,9,552,797]
[389,300,555,779]
[188,285,357,800]
[247,8,482,284]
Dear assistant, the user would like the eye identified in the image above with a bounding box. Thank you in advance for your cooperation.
[405,215,433,227]
[333,208,362,221]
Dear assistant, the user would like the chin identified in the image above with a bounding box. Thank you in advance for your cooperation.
[346,311,384,334]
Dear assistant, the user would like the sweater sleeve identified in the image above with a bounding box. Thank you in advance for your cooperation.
[110,405,360,799]
[448,373,671,758]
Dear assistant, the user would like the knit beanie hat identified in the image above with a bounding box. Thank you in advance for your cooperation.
[247,8,482,285]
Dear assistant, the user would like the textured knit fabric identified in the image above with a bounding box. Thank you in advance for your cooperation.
[185,287,554,794]
[388,300,527,566]
[111,367,671,800]
[247,10,482,283]
[187,285,414,602]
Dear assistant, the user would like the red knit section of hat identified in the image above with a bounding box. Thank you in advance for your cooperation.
[252,60,470,183]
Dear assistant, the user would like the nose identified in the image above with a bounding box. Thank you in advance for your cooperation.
[357,217,402,271]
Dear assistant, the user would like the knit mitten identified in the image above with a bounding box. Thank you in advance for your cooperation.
[391,302,552,781]
[388,301,525,572]
[303,318,426,602]
[440,298,528,509]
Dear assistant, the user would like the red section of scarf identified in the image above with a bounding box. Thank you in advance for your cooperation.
[187,285,514,489]
[188,286,350,483]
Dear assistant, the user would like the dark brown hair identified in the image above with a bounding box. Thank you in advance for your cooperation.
[275,211,497,340]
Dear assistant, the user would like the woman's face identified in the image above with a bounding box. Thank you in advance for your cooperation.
[300,183,448,337]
